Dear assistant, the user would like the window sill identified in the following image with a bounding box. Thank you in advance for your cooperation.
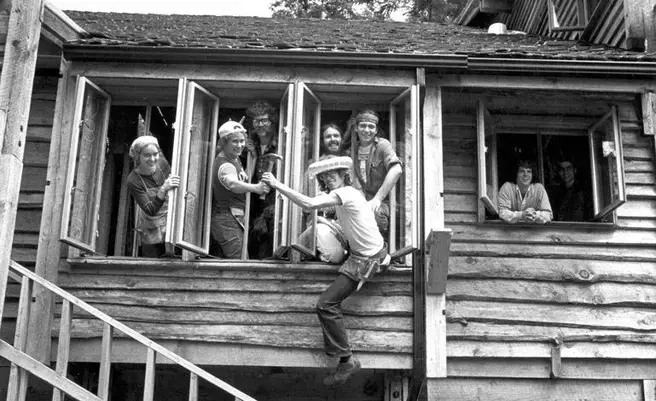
[67,256,413,276]
[482,219,616,230]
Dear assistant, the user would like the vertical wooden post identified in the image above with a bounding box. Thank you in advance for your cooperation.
[98,323,113,400]
[0,0,46,323]
[623,0,656,51]
[25,58,74,368]
[422,84,448,378]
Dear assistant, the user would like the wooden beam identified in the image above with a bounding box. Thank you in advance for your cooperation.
[52,300,72,401]
[97,324,113,401]
[643,92,656,136]
[644,380,656,401]
[550,343,562,379]
[25,57,73,365]
[0,7,46,387]
[426,229,452,294]
[143,348,156,401]
[623,0,656,51]
[480,0,514,13]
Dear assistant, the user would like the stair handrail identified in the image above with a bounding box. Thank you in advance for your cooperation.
[7,260,257,401]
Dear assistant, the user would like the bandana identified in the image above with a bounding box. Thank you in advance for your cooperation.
[355,111,379,125]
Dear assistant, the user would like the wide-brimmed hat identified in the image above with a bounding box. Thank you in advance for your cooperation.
[307,156,353,178]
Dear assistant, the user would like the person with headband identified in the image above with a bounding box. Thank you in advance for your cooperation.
[211,120,270,259]
[261,155,390,387]
[127,135,179,257]
[349,109,402,238]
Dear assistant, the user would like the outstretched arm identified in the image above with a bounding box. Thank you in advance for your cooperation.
[262,172,340,211]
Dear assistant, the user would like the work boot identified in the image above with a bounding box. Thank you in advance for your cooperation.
[322,356,361,387]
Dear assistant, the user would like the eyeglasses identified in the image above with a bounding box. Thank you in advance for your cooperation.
[253,118,271,126]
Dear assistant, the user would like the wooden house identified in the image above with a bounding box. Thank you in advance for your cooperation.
[2,1,656,400]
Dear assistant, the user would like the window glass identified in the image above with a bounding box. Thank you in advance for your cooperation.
[173,82,219,254]
[273,84,295,254]
[61,77,112,253]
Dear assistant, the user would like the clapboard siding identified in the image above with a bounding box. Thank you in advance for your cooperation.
[441,90,656,388]
[57,262,414,366]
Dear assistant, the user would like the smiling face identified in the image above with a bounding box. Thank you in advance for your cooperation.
[322,127,342,155]
[558,161,576,187]
[223,132,246,158]
[138,144,160,173]
[356,121,377,147]
[318,169,345,191]
[252,114,275,142]
[515,166,533,187]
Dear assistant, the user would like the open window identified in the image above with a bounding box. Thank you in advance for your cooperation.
[389,85,421,261]
[168,81,219,255]
[271,84,295,255]
[477,100,499,219]
[61,77,112,254]
[476,95,625,224]
[289,83,321,259]
[588,105,626,220]
[547,0,600,32]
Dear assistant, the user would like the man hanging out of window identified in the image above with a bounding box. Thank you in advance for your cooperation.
[498,160,553,224]
[261,156,390,387]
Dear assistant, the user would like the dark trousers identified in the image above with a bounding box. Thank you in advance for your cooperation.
[316,273,358,358]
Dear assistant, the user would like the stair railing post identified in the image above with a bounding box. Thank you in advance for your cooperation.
[52,299,73,401]
[6,276,32,401]
[188,373,198,401]
[143,348,157,401]
[97,323,113,400]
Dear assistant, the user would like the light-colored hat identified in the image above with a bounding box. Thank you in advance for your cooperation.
[129,135,159,160]
[219,120,246,139]
[307,156,353,178]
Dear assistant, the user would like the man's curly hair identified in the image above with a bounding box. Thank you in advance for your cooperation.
[246,101,278,126]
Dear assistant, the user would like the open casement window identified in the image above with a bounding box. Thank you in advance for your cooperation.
[168,80,219,255]
[289,83,322,259]
[273,84,296,254]
[477,100,499,219]
[61,77,112,254]
[547,0,598,32]
[588,105,626,220]
[389,85,421,262]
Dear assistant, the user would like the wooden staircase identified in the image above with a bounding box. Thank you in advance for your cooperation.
[0,260,257,401]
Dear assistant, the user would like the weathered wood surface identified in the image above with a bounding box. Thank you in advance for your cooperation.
[427,377,644,401]
[446,358,656,380]
[448,256,656,284]
[447,321,656,343]
[448,300,656,331]
[56,319,412,353]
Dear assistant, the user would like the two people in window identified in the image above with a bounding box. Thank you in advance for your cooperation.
[498,160,553,224]
[126,136,180,257]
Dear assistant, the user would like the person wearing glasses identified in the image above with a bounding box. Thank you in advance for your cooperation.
[244,101,279,259]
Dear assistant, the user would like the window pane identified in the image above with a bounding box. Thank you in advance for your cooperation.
[176,84,218,253]
[589,107,625,220]
[290,84,320,256]
[273,84,294,252]
[62,78,111,253]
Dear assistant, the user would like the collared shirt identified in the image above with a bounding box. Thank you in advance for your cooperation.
[352,137,401,201]
[498,182,553,224]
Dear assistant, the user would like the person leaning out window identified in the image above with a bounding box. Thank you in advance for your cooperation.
[498,160,553,224]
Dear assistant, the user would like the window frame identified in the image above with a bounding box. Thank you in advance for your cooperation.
[60,76,112,254]
[477,100,626,225]
[169,81,220,255]
[547,0,593,32]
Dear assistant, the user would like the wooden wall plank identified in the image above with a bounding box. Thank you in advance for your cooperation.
[62,289,412,316]
[61,320,413,354]
[447,321,656,343]
[427,378,643,401]
[450,242,656,261]
[447,279,656,306]
[448,255,656,284]
[448,300,656,331]
[448,340,656,359]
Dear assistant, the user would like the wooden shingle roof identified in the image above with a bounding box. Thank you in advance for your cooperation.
[65,11,656,62]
